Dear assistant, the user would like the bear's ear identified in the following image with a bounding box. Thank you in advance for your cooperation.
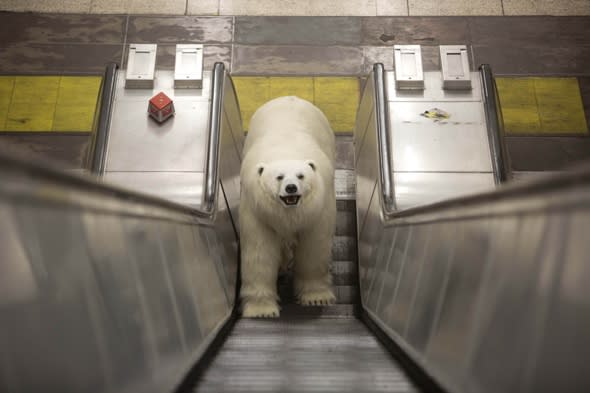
[256,163,265,176]
[305,160,316,171]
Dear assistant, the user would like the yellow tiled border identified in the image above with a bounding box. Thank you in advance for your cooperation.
[496,77,588,135]
[232,76,360,132]
[0,76,102,132]
[2,75,587,136]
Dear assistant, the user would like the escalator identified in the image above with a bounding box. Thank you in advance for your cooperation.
[1,62,589,393]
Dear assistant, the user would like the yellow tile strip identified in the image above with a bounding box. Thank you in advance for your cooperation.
[0,76,102,132]
[233,76,360,132]
[496,77,588,135]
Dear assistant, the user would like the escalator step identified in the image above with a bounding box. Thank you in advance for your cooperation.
[193,317,418,393]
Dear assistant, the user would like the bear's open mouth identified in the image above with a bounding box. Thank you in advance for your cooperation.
[280,195,301,206]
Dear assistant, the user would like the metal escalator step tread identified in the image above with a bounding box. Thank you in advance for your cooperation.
[332,235,357,261]
[281,303,358,318]
[277,284,357,305]
[335,169,356,200]
[193,317,418,393]
[337,199,356,212]
[336,209,356,236]
[331,260,357,285]
[334,285,358,304]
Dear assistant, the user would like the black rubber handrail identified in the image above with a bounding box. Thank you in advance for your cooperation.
[201,62,225,217]
[480,64,512,184]
[373,63,397,216]
[87,62,118,175]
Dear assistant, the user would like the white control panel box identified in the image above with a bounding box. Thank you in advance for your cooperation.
[440,45,472,90]
[125,44,157,89]
[394,45,424,90]
[174,44,204,89]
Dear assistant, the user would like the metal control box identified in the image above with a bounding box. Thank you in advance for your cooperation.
[393,45,424,90]
[125,44,157,89]
[174,44,204,89]
[440,45,472,90]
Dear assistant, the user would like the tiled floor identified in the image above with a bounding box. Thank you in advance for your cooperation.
[0,13,589,132]
[0,12,589,167]
[1,13,589,78]
[496,77,588,135]
[0,76,101,131]
[2,0,589,15]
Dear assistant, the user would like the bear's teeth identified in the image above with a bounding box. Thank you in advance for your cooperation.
[280,195,300,205]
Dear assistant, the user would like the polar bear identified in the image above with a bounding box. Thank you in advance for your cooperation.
[240,96,336,318]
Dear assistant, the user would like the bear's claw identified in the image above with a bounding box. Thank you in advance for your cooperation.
[298,289,336,306]
[242,300,280,318]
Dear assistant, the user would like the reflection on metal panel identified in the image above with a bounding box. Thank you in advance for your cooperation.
[107,100,209,172]
[357,178,590,393]
[393,172,495,211]
[103,172,204,209]
[105,71,213,207]
[389,101,491,172]
[0,81,241,392]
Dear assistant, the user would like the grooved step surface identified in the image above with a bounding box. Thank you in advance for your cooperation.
[193,317,418,393]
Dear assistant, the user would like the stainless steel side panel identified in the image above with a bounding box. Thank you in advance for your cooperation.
[104,71,213,206]
[356,64,590,393]
[0,95,241,393]
[106,100,209,172]
[389,101,491,172]
[393,172,495,212]
[104,172,204,208]
[359,186,590,393]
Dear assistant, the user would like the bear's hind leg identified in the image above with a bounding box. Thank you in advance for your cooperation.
[293,229,335,306]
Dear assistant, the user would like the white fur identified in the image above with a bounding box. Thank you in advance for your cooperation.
[240,96,336,318]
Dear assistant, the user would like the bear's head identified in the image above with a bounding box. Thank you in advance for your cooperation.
[255,159,320,208]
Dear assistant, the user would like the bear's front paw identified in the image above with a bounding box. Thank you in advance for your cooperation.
[242,299,280,318]
[298,288,336,306]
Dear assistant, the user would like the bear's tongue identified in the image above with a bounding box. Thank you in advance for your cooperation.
[280,195,300,206]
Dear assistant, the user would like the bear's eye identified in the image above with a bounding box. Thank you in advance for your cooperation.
[297,174,304,180]
[276,175,284,181]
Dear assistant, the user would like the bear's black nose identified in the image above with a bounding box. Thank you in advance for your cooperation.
[285,184,298,194]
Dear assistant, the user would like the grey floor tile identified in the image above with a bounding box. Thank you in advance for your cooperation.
[363,46,394,73]
[361,17,471,46]
[472,44,590,75]
[503,0,590,15]
[232,45,364,75]
[468,16,590,48]
[186,0,219,15]
[90,0,186,14]
[235,16,362,46]
[506,136,590,171]
[0,0,91,13]
[194,317,417,393]
[376,0,408,15]
[0,13,126,45]
[0,134,89,169]
[408,0,502,15]
[127,16,233,44]
[219,0,378,16]
[0,44,123,73]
